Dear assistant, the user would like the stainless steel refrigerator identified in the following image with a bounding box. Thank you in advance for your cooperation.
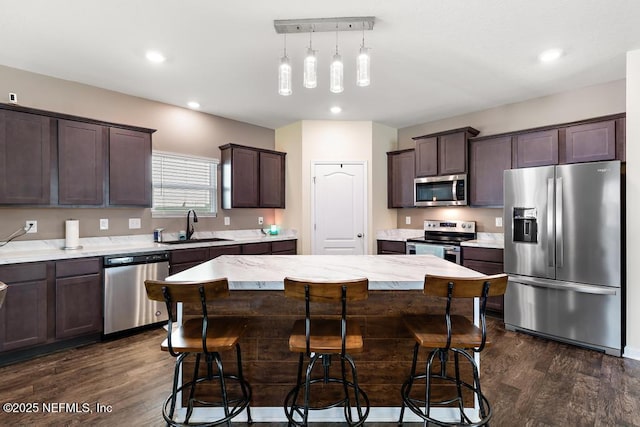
[503,160,624,356]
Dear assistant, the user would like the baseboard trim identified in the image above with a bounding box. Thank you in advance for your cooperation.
[623,345,640,360]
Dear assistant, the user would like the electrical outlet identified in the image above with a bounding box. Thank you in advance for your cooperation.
[258,217,264,225]
[100,218,109,230]
[495,217,503,227]
[25,220,37,233]
[128,218,141,229]
[224,217,230,226]
[405,216,411,225]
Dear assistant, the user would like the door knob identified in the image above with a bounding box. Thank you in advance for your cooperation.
[357,233,363,238]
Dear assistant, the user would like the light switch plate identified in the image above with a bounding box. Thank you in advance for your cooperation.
[405,216,411,225]
[224,217,230,226]
[258,217,264,225]
[495,217,503,227]
[100,218,109,230]
[129,218,141,229]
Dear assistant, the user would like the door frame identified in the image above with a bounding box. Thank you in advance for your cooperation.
[311,161,369,255]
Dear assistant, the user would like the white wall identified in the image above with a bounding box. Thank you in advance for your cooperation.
[625,50,640,359]
[275,120,398,254]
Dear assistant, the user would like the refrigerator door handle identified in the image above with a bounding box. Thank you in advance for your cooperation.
[547,178,554,267]
[508,275,618,295]
[556,177,564,268]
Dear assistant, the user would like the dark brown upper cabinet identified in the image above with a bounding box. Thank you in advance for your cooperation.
[469,136,512,207]
[0,109,51,204]
[220,144,286,209]
[0,104,155,208]
[515,129,559,168]
[413,127,479,177]
[108,127,152,206]
[387,149,415,208]
[561,120,616,164]
[58,120,105,205]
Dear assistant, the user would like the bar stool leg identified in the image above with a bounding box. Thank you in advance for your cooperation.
[211,352,232,427]
[235,343,253,424]
[168,353,188,422]
[185,353,202,423]
[399,342,420,424]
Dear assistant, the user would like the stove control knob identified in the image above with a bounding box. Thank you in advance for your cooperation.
[461,224,466,229]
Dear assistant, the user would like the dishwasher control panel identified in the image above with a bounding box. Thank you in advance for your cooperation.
[104,251,169,267]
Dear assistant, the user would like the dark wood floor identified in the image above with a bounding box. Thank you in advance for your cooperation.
[0,317,639,426]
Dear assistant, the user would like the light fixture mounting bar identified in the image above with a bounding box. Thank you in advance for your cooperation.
[274,16,375,34]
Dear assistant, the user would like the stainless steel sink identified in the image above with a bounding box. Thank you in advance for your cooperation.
[161,237,232,245]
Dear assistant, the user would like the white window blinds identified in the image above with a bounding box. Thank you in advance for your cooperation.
[152,151,218,216]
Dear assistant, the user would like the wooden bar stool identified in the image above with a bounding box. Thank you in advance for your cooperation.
[283,277,370,426]
[399,273,508,426]
[145,279,252,426]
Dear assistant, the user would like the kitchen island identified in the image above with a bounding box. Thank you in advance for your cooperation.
[166,255,484,422]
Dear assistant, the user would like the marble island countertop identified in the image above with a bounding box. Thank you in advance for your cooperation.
[167,254,484,291]
[0,229,298,265]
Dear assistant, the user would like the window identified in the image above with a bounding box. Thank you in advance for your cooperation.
[152,151,218,217]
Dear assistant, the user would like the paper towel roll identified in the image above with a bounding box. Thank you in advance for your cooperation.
[65,219,80,249]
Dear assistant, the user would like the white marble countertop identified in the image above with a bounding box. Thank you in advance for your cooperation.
[375,229,423,242]
[0,229,298,265]
[460,232,504,249]
[167,254,484,290]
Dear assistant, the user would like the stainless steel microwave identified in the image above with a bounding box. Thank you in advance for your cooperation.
[414,174,467,207]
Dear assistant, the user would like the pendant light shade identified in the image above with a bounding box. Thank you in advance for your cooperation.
[356,46,371,87]
[274,16,375,95]
[329,53,344,93]
[278,55,292,96]
[303,48,317,88]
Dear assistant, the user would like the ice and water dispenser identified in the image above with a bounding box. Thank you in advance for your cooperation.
[513,208,538,243]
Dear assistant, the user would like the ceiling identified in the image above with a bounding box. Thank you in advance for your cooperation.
[1,1,639,130]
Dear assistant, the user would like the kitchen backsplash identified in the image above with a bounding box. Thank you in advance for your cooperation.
[396,206,504,233]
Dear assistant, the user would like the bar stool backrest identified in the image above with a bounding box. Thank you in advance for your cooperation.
[284,277,368,356]
[424,274,508,298]
[284,278,369,303]
[144,278,230,356]
[424,273,508,352]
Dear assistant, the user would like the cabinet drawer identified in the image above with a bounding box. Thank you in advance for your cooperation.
[169,248,208,265]
[271,240,296,253]
[462,247,503,263]
[0,262,48,283]
[209,245,242,259]
[242,242,271,255]
[463,260,504,276]
[377,240,406,254]
[56,257,101,278]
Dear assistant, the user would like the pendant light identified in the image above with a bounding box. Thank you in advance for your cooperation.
[303,30,318,89]
[356,23,371,87]
[278,34,292,96]
[329,28,344,93]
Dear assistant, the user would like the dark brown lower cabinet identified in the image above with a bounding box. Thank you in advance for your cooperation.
[0,263,48,352]
[462,247,505,315]
[241,242,271,255]
[271,239,297,254]
[169,248,209,275]
[55,258,102,339]
[377,240,406,254]
[209,245,242,259]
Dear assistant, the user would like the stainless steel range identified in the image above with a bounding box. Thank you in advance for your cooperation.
[406,220,476,264]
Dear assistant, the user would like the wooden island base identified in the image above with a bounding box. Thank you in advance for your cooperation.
[181,289,475,420]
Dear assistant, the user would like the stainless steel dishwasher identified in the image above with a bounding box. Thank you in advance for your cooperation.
[103,251,170,335]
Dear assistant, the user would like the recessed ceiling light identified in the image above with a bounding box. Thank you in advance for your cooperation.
[330,106,342,114]
[145,50,166,63]
[187,101,200,109]
[538,48,563,63]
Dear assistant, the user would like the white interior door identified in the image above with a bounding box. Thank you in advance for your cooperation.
[312,162,366,255]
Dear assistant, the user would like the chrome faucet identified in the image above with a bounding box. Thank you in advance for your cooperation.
[186,209,198,240]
